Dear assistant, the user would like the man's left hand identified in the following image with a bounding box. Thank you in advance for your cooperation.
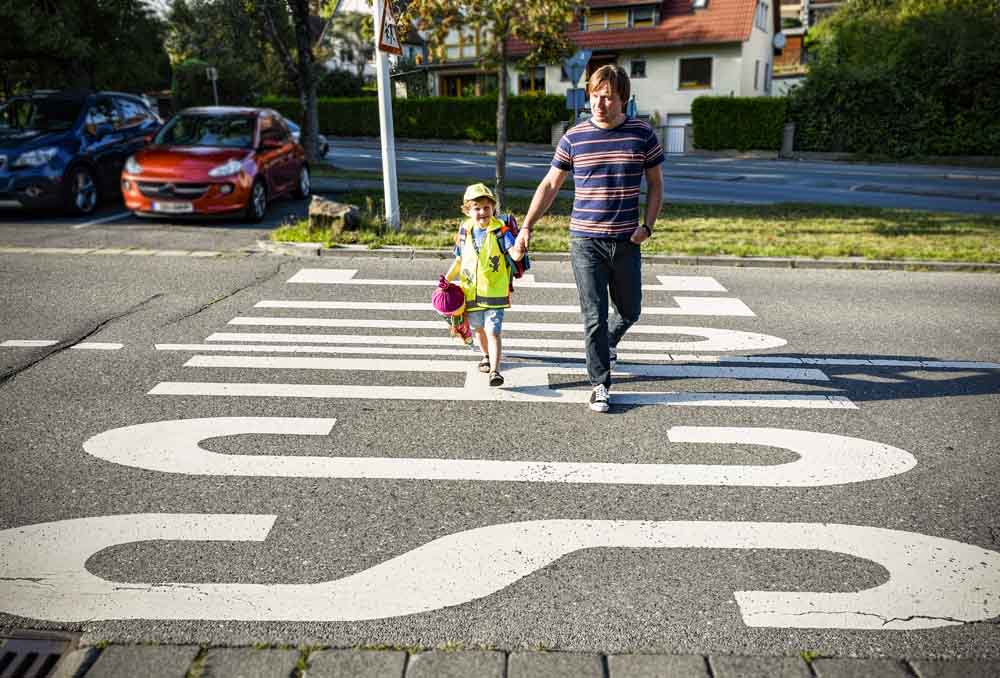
[630,225,651,244]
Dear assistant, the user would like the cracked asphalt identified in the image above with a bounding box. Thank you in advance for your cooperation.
[0,217,999,660]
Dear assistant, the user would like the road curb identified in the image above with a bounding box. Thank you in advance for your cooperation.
[46,642,1000,678]
[257,240,1000,273]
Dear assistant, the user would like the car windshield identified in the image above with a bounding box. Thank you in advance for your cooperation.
[0,97,82,132]
[154,114,255,148]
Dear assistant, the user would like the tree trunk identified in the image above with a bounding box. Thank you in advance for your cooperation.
[495,34,509,210]
[289,0,319,163]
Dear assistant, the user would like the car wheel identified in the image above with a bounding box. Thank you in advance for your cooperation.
[245,179,267,223]
[65,166,99,216]
[294,165,310,199]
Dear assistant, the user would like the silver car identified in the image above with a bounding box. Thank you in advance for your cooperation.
[284,119,329,157]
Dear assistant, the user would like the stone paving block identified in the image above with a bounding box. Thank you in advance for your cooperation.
[709,655,812,678]
[508,651,604,678]
[308,649,406,678]
[83,645,200,678]
[910,659,1000,678]
[404,650,505,678]
[608,653,710,678]
[51,647,100,678]
[202,647,300,678]
[812,658,912,678]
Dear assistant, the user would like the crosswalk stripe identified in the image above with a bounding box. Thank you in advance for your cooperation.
[208,331,784,353]
[255,298,756,317]
[149,381,855,409]
[1,339,59,347]
[227,318,785,350]
[286,269,728,292]
[183,355,831,381]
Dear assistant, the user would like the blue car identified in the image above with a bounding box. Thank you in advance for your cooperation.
[0,90,160,215]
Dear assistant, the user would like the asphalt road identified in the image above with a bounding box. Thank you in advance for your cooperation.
[1,248,998,659]
[330,140,1000,215]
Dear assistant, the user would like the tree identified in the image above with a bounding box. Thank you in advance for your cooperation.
[790,0,1000,155]
[166,0,287,105]
[254,0,334,162]
[399,0,581,207]
[0,0,171,98]
[324,10,374,80]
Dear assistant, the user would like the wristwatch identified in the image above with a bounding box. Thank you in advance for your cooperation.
[640,223,653,237]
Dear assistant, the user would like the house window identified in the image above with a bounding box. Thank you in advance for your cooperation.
[754,59,760,90]
[584,6,659,31]
[442,28,484,62]
[561,64,570,82]
[765,63,772,93]
[631,58,646,78]
[755,1,770,31]
[441,74,497,97]
[632,7,657,27]
[519,66,546,94]
[679,57,712,89]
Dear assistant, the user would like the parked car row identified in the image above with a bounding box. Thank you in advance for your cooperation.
[0,89,321,221]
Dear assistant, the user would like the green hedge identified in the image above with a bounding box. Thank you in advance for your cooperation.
[259,94,565,143]
[691,96,788,151]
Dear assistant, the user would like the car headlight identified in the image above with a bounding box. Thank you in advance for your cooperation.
[208,159,243,177]
[124,155,143,175]
[13,147,58,168]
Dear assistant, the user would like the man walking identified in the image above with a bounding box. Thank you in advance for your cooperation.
[516,64,664,412]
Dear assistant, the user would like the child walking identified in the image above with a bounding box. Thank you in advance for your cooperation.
[444,183,525,387]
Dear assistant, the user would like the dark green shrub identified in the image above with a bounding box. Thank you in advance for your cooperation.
[259,94,565,143]
[787,0,1000,156]
[172,58,214,111]
[691,97,788,151]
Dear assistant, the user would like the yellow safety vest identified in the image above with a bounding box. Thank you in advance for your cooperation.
[458,217,512,312]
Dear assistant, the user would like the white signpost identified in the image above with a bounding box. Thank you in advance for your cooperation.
[373,0,401,231]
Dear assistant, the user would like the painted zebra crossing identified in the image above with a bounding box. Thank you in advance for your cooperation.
[3,266,999,631]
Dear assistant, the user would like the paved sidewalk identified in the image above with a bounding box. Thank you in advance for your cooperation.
[40,643,1000,678]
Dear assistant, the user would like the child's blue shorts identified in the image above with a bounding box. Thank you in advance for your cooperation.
[467,308,504,335]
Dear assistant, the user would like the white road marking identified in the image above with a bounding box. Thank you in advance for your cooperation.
[206,331,784,354]
[2,515,995,628]
[286,268,728,292]
[1,339,59,347]
[183,355,829,381]
[157,342,1000,370]
[83,418,913,486]
[70,342,123,350]
[149,381,854,409]
[254,298,756,317]
[71,211,132,230]
[226,319,786,351]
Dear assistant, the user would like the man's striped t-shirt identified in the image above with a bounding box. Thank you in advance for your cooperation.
[552,117,664,239]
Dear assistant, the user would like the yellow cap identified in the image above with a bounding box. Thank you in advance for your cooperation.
[463,183,496,204]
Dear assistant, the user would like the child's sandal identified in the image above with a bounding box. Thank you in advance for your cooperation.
[478,356,491,373]
[489,371,504,387]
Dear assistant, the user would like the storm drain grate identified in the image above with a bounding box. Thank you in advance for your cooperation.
[0,631,78,678]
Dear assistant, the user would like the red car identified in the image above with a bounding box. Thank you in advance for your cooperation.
[121,107,309,221]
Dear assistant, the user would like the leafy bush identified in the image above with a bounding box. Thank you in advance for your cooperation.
[259,94,565,143]
[787,0,1000,156]
[315,69,365,98]
[691,97,788,151]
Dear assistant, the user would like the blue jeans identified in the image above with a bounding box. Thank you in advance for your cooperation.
[570,236,642,388]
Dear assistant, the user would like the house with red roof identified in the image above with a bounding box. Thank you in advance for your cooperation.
[421,1,781,151]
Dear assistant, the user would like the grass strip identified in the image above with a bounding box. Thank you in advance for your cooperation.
[275,189,1000,263]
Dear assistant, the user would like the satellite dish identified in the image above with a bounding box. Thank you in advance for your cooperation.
[773,32,787,50]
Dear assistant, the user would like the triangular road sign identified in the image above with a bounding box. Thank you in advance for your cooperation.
[378,0,402,55]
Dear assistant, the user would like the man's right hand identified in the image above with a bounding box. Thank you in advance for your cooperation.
[515,226,532,251]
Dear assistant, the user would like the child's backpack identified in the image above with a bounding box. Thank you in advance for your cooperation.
[455,213,531,279]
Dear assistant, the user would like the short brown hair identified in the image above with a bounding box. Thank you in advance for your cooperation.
[588,64,630,103]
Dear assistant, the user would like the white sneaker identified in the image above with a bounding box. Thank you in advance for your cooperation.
[589,384,610,413]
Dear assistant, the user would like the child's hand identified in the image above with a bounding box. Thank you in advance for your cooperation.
[508,241,525,262]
